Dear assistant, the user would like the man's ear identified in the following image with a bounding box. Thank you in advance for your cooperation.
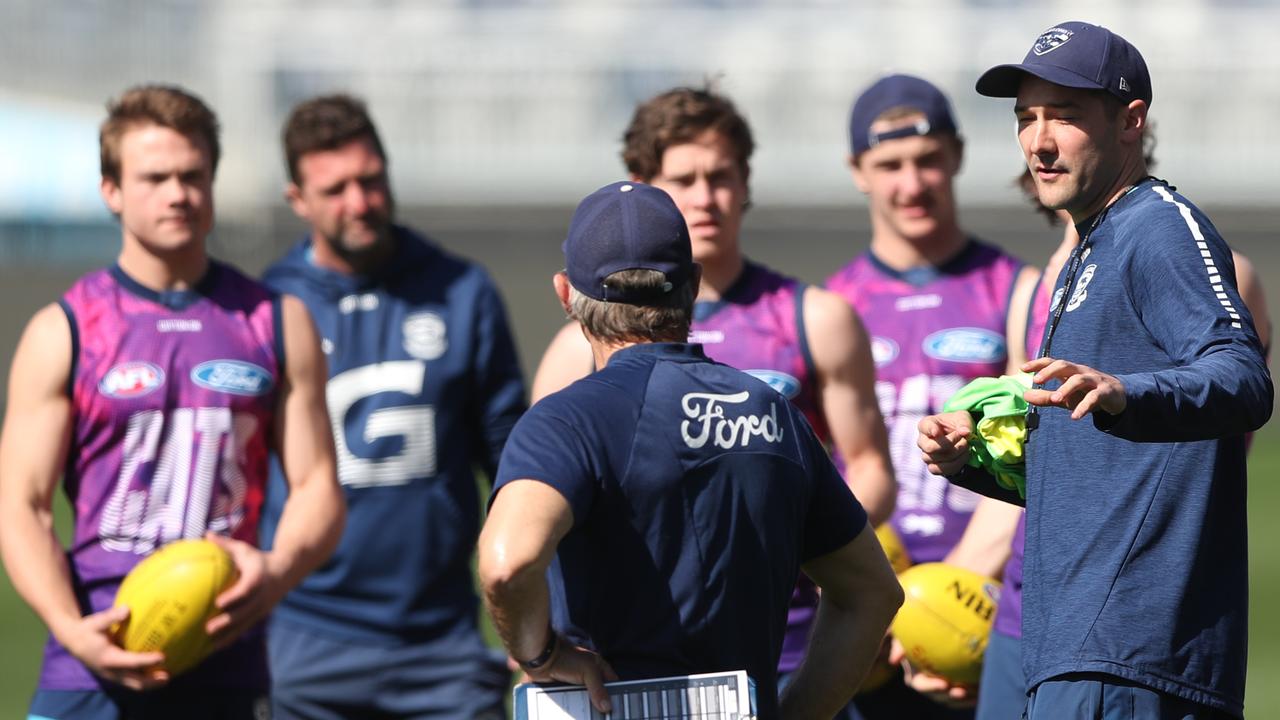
[849,154,871,194]
[1120,100,1148,145]
[285,182,310,221]
[100,176,123,216]
[553,271,573,315]
[689,263,703,299]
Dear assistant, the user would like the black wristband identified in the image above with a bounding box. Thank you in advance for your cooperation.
[519,625,559,671]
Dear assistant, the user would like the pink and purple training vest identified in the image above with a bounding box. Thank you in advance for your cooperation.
[688,261,826,674]
[39,262,279,691]
[827,241,1023,564]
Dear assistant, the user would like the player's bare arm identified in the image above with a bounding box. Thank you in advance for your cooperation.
[1005,265,1043,373]
[530,320,595,404]
[1233,251,1271,352]
[1022,356,1126,419]
[478,479,618,713]
[778,523,904,720]
[0,305,168,690]
[943,497,1022,579]
[803,286,896,525]
[206,295,344,646]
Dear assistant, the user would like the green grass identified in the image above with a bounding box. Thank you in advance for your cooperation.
[4,427,1280,716]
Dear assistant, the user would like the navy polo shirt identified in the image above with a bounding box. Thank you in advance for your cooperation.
[494,342,866,718]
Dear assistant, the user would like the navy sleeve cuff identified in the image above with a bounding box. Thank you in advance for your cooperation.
[946,465,1025,507]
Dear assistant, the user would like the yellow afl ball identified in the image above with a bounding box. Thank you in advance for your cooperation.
[891,562,1001,685]
[113,538,238,676]
[874,523,913,576]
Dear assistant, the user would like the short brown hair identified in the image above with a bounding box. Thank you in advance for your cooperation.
[569,269,694,344]
[622,86,755,182]
[283,94,387,184]
[100,85,221,183]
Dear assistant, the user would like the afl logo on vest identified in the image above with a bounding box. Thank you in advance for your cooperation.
[99,362,166,399]
[871,336,900,368]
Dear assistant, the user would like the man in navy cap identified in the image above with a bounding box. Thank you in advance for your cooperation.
[478,180,904,720]
[827,74,1039,718]
[919,21,1272,718]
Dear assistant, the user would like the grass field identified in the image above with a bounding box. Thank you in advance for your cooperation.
[3,425,1279,716]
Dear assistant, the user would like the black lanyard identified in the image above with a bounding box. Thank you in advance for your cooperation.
[1026,177,1160,431]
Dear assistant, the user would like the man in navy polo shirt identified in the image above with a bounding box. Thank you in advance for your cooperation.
[478,181,904,720]
[919,21,1272,719]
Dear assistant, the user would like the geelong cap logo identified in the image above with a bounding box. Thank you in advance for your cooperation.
[1033,27,1075,56]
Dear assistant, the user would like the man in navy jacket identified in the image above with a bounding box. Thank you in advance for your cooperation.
[260,94,526,720]
[919,21,1271,719]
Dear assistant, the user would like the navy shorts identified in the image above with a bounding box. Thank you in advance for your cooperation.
[974,629,1026,720]
[268,618,509,720]
[28,687,268,720]
[1026,674,1237,720]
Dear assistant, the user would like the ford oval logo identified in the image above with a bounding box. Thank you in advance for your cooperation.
[100,362,165,399]
[191,360,274,397]
[744,369,802,399]
[922,328,1006,364]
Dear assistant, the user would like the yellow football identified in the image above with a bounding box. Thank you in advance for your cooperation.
[874,523,913,576]
[113,538,238,676]
[891,562,1001,685]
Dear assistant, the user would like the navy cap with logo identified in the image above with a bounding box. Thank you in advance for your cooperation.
[564,181,694,305]
[849,74,959,156]
[976,21,1152,106]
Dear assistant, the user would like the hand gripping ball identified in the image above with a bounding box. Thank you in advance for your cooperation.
[113,538,238,676]
[891,562,1002,685]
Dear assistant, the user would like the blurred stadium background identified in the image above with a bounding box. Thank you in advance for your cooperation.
[2,0,1276,715]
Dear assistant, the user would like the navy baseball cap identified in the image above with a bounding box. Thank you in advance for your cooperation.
[976,21,1151,106]
[849,74,959,156]
[563,181,693,304]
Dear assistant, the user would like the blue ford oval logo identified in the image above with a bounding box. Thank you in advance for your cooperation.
[744,369,802,399]
[191,360,274,396]
[922,328,1006,363]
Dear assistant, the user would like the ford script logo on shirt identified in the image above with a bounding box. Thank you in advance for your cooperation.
[191,360,274,396]
[922,328,1006,364]
[680,391,784,450]
[871,336,899,368]
[744,370,801,399]
[100,362,165,399]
